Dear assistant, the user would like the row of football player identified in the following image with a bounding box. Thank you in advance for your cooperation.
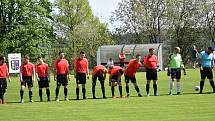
[0,47,215,104]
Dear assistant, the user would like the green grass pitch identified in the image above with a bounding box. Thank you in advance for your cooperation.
[0,69,215,121]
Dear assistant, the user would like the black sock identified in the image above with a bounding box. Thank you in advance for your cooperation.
[111,86,115,97]
[101,82,105,97]
[92,85,96,98]
[0,90,3,101]
[200,81,205,93]
[146,84,150,95]
[20,90,24,100]
[2,89,6,96]
[126,86,129,94]
[119,86,122,96]
[209,81,215,92]
[82,88,86,99]
[55,88,59,98]
[135,86,140,93]
[29,91,32,100]
[64,88,68,98]
[76,88,79,99]
[153,84,157,95]
[46,89,50,101]
[39,89,42,101]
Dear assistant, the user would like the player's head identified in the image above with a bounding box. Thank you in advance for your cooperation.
[109,58,112,61]
[207,47,214,54]
[79,51,85,59]
[59,52,65,59]
[174,47,180,53]
[0,55,5,64]
[149,48,155,55]
[23,55,30,63]
[37,56,43,64]
[135,54,141,61]
[118,69,124,76]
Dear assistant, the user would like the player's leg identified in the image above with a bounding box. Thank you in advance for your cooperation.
[62,75,69,101]
[1,79,7,104]
[131,76,142,97]
[28,86,33,102]
[125,75,130,97]
[92,75,97,99]
[81,74,87,99]
[153,80,158,96]
[152,69,158,96]
[118,79,123,97]
[38,79,43,101]
[146,70,151,96]
[100,80,106,98]
[76,73,80,100]
[176,68,181,95]
[111,78,115,98]
[0,80,3,104]
[55,75,61,101]
[199,69,206,94]
[208,68,215,93]
[169,69,176,95]
[20,83,25,103]
[45,78,50,101]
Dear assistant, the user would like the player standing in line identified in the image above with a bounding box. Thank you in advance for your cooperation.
[0,56,10,104]
[92,65,108,99]
[124,54,142,97]
[35,56,50,102]
[109,66,124,98]
[74,51,89,100]
[168,47,186,96]
[144,48,159,96]
[54,52,70,102]
[198,47,215,94]
[119,51,126,67]
[20,56,35,103]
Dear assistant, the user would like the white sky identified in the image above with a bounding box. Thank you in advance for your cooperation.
[88,0,122,30]
[50,0,121,31]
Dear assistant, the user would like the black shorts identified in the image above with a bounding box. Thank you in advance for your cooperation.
[57,74,68,86]
[92,72,105,85]
[21,76,33,87]
[0,78,7,90]
[38,77,49,88]
[146,69,158,80]
[200,67,213,79]
[76,73,86,84]
[125,75,136,83]
[111,75,121,83]
[170,68,181,79]
[120,62,125,67]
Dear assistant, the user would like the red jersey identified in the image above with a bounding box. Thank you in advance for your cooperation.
[110,66,122,76]
[54,59,69,75]
[144,55,158,69]
[119,53,126,63]
[20,62,34,76]
[0,63,8,78]
[92,65,108,75]
[74,58,88,73]
[36,63,49,77]
[124,59,142,76]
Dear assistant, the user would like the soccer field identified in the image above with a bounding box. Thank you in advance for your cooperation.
[0,69,215,121]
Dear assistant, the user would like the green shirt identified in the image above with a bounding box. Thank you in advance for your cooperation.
[168,53,184,69]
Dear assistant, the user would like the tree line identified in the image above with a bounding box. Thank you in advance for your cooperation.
[0,0,215,68]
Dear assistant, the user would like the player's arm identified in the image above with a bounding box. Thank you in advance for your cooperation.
[109,74,112,86]
[6,66,10,82]
[66,60,70,81]
[54,61,57,81]
[32,65,36,83]
[46,65,50,82]
[86,60,90,79]
[19,65,23,82]
[35,66,39,81]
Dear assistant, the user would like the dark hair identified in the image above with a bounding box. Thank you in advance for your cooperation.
[136,54,141,58]
[118,69,124,75]
[0,55,5,61]
[24,55,30,59]
[208,47,213,51]
[149,48,154,52]
[80,51,85,54]
[109,58,112,60]
[59,51,64,55]
[37,56,42,59]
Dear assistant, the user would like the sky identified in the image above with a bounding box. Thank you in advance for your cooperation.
[49,0,122,30]
[88,0,122,30]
